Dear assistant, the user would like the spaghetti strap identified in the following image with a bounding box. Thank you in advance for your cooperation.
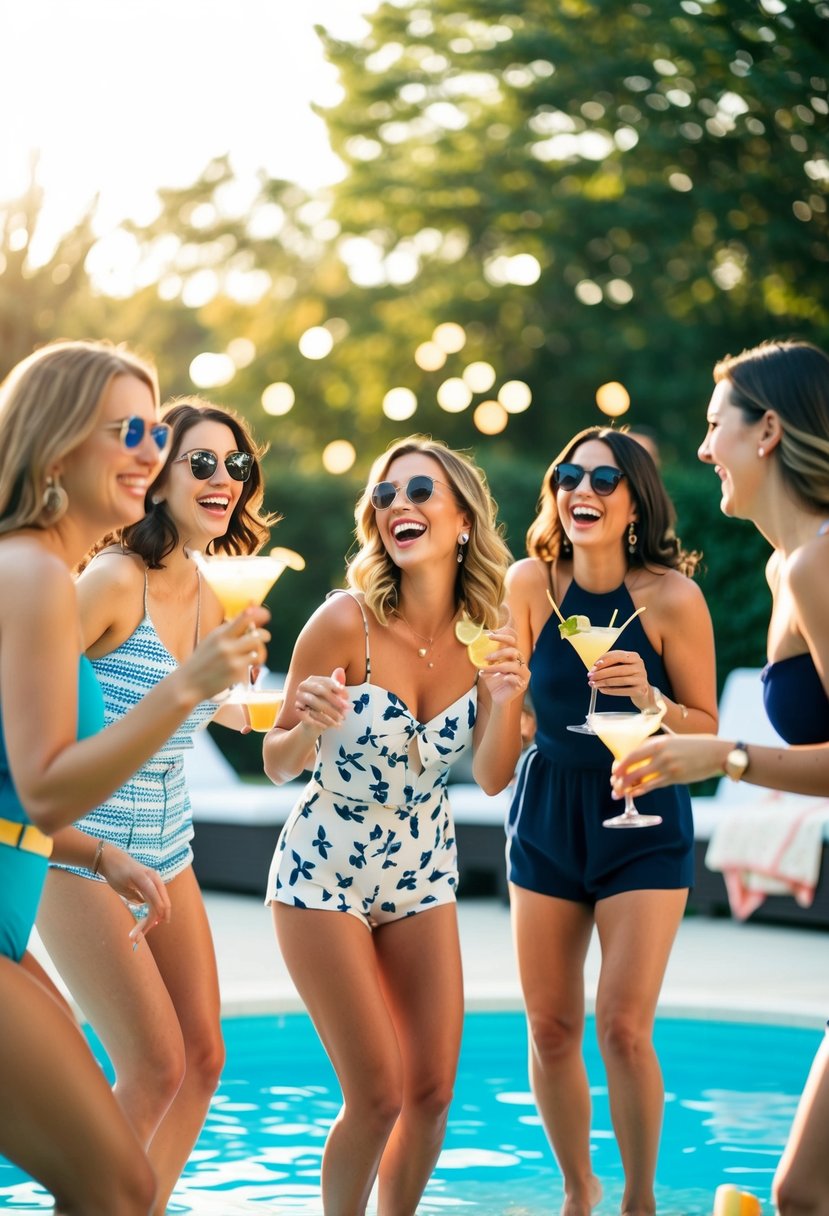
[325,589,371,683]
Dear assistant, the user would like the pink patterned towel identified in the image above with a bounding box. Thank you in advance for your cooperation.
[705,792,829,920]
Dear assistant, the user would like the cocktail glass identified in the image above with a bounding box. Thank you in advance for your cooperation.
[193,547,304,701]
[587,708,665,827]
[564,626,621,734]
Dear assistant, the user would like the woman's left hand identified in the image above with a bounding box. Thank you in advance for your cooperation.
[476,625,530,706]
[589,648,653,708]
[98,844,172,944]
[611,733,729,798]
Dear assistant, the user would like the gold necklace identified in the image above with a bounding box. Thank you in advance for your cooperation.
[395,608,458,669]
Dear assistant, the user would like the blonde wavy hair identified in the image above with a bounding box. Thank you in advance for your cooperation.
[714,339,829,512]
[348,435,512,629]
[0,339,158,535]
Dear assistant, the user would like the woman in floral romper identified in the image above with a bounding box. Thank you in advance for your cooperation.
[265,436,528,1215]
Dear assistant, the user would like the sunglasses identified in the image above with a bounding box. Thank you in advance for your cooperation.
[370,474,450,511]
[102,416,172,452]
[553,463,625,496]
[174,448,253,483]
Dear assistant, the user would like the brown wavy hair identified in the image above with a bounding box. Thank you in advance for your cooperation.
[106,396,277,568]
[348,435,512,628]
[526,426,700,577]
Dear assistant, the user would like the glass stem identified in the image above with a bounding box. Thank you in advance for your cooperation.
[624,794,639,819]
[586,682,598,719]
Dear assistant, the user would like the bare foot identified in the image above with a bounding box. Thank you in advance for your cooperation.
[561,1175,603,1216]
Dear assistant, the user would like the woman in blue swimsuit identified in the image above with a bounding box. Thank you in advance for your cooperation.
[507,428,717,1216]
[38,397,274,1216]
[0,342,268,1215]
[613,340,829,1216]
[264,437,528,1215]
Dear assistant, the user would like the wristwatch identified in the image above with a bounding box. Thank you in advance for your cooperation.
[724,740,750,782]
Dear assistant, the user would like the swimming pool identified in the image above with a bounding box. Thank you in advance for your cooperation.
[0,1011,817,1213]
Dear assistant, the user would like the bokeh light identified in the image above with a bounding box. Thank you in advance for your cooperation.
[322,440,356,474]
[227,337,256,368]
[462,361,497,393]
[298,326,334,360]
[473,400,509,434]
[383,387,418,421]
[437,377,473,413]
[262,382,296,416]
[596,381,631,417]
[432,322,467,353]
[189,352,235,389]
[498,380,532,413]
[414,341,447,372]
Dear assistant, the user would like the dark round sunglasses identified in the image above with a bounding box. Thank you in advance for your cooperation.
[102,416,172,452]
[370,474,450,511]
[553,462,625,496]
[174,448,253,483]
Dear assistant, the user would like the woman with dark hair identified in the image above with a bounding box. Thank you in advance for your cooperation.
[612,340,829,1216]
[38,396,276,1216]
[0,345,267,1216]
[263,435,528,1215]
[506,427,717,1216]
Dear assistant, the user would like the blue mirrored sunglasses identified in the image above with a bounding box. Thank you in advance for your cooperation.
[102,416,172,452]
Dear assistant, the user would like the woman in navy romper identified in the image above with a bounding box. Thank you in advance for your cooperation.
[614,340,829,1216]
[507,427,717,1216]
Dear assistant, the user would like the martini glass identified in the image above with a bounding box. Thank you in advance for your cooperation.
[193,547,304,701]
[565,625,622,734]
[587,706,665,827]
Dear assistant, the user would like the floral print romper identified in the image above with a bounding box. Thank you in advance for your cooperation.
[267,592,477,927]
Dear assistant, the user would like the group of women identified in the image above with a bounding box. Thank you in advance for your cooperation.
[0,334,826,1216]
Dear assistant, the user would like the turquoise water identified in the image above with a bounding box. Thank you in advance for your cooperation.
[0,1012,818,1213]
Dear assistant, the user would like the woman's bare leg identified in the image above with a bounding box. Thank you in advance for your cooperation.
[594,888,687,1216]
[774,1033,829,1216]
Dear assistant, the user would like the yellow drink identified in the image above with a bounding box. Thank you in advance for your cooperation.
[194,549,305,618]
[467,633,501,668]
[587,711,663,761]
[239,690,283,732]
[565,626,620,670]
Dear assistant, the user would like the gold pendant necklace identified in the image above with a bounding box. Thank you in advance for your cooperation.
[395,608,457,669]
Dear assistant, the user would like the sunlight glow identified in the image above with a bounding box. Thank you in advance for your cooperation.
[595,382,631,417]
[322,440,356,474]
[382,387,418,421]
[498,381,532,414]
[262,383,296,416]
[190,352,236,389]
[473,400,508,434]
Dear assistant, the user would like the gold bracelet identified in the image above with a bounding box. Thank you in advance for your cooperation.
[91,839,106,876]
[678,703,689,720]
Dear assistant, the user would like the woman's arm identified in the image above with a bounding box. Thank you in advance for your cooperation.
[0,546,268,833]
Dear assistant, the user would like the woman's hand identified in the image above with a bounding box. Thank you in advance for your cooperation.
[589,648,654,709]
[294,667,350,734]
[611,733,731,798]
[181,605,271,701]
[476,626,530,708]
[97,843,172,944]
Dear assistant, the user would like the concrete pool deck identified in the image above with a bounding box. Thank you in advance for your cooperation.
[200,892,828,1030]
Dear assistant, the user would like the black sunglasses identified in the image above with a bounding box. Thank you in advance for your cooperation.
[102,416,172,452]
[174,448,253,483]
[553,462,625,496]
[370,474,450,511]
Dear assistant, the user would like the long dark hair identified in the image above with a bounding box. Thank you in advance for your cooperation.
[121,397,277,567]
[526,426,699,577]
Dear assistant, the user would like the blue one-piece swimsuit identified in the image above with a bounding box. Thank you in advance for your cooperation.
[762,653,829,746]
[0,658,105,961]
[507,578,694,902]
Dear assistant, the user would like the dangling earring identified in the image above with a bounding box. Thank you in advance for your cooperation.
[560,534,572,557]
[151,494,164,506]
[457,531,469,564]
[627,521,638,554]
[758,447,765,458]
[42,475,68,521]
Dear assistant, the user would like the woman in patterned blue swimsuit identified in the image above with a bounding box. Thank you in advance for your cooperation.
[264,437,529,1216]
[0,343,265,1215]
[614,340,829,1216]
[507,428,717,1216]
[38,398,274,1216]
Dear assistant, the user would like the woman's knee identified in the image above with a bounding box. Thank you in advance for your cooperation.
[527,1009,582,1069]
[405,1072,455,1124]
[124,1032,187,1113]
[774,1167,823,1216]
[597,1010,651,1066]
[184,1024,225,1095]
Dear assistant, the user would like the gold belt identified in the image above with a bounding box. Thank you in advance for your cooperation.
[0,817,53,858]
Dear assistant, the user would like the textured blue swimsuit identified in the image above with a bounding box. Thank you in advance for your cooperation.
[0,658,104,960]
[763,653,829,746]
[508,577,694,902]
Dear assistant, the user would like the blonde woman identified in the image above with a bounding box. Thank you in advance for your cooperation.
[612,340,829,1216]
[263,436,528,1215]
[0,342,268,1215]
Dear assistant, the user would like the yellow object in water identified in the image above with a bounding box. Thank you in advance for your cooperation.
[713,1184,761,1216]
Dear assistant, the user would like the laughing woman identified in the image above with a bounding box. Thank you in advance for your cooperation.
[263,436,528,1215]
[38,397,275,1216]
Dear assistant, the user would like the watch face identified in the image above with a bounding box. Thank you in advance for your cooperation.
[726,747,749,780]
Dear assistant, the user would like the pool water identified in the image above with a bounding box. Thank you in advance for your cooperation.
[0,1012,818,1213]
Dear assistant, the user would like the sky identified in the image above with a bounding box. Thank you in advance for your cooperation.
[0,0,377,261]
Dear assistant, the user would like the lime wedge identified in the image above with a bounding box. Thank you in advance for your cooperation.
[270,546,305,571]
[455,616,484,645]
[558,614,591,637]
